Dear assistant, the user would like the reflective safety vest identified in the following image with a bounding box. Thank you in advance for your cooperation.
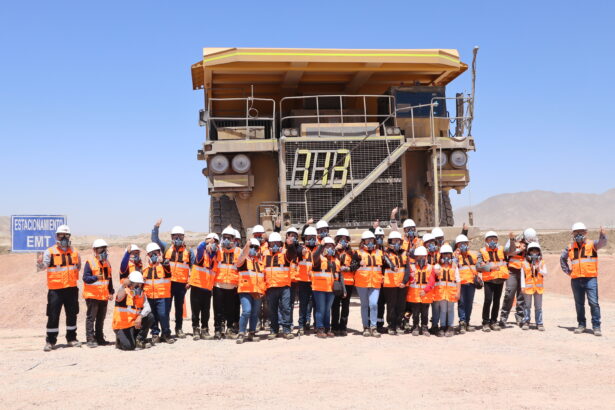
[407,265,434,304]
[383,251,406,287]
[296,247,316,282]
[83,258,112,300]
[521,260,545,294]
[402,237,421,252]
[215,248,241,286]
[434,265,458,302]
[112,288,145,330]
[354,249,384,288]
[508,244,525,271]
[189,254,216,291]
[456,251,478,285]
[311,257,341,292]
[568,241,598,279]
[263,252,292,288]
[143,264,171,299]
[238,258,265,294]
[165,246,191,283]
[480,246,509,281]
[46,245,80,290]
[337,250,354,285]
[120,259,142,280]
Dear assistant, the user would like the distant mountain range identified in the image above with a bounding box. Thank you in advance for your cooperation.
[454,189,615,229]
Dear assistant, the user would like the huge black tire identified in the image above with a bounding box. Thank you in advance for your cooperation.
[210,195,244,238]
[439,191,454,227]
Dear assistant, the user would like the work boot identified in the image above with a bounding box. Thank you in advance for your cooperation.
[429,326,438,335]
[490,323,501,331]
[201,329,214,340]
[340,330,348,337]
[86,340,98,348]
[161,334,175,344]
[467,323,476,332]
[135,339,151,350]
[214,330,223,340]
[192,327,201,341]
[67,340,82,347]
[522,323,530,331]
[497,320,507,329]
[303,325,311,336]
[437,329,445,338]
[593,328,602,337]
[574,325,586,334]
[297,327,305,336]
[370,327,381,338]
[482,324,491,333]
[537,325,545,332]
[377,326,386,334]
[445,327,454,337]
[236,333,246,344]
[316,329,326,339]
[388,328,397,336]
[267,331,277,340]
[247,332,260,342]
[284,332,295,340]
[459,321,467,334]
[326,329,335,338]
[362,328,371,337]
[43,342,54,352]
[151,335,161,344]
[421,326,430,337]
[96,338,111,346]
[411,327,420,337]
[176,329,186,339]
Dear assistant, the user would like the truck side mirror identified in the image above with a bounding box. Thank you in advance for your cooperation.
[198,109,208,127]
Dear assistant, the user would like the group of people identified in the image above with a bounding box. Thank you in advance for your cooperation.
[40,213,607,351]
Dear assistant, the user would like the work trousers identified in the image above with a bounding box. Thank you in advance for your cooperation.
[522,292,543,325]
[171,281,187,331]
[190,286,212,329]
[267,286,292,334]
[331,285,354,331]
[85,298,108,342]
[46,287,79,345]
[381,287,407,330]
[411,302,430,328]
[482,281,504,324]
[500,270,526,324]
[150,297,172,336]
[213,286,238,332]
[571,277,601,328]
[115,313,154,350]
[458,284,476,324]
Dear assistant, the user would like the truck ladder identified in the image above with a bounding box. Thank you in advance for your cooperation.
[321,139,412,222]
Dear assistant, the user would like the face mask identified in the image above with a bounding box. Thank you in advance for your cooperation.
[376,238,383,246]
[173,238,184,247]
[529,254,541,262]
[291,237,298,244]
[406,230,416,238]
[318,232,328,239]
[222,239,233,249]
[436,239,444,246]
[326,248,335,256]
[130,255,141,263]
[132,286,143,296]
[256,236,264,244]
[393,243,401,252]
[427,243,437,253]
[366,242,375,251]
[210,243,217,252]
[271,244,281,253]
[441,257,451,265]
[306,238,316,247]
[339,239,348,248]
[59,238,70,248]
[150,254,159,264]
[97,251,108,261]
[488,240,498,249]
[417,259,426,268]
[459,244,468,253]
[248,248,257,257]
[574,234,585,243]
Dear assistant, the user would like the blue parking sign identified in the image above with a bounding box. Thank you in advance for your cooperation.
[11,215,67,252]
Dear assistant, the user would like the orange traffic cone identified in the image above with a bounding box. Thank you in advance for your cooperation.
[183,300,188,319]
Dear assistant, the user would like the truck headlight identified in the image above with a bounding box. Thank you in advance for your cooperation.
[210,155,229,174]
[450,150,468,168]
[231,154,251,174]
[436,151,448,167]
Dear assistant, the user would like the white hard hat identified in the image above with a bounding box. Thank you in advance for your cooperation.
[221,227,235,237]
[455,234,469,244]
[422,233,435,243]
[92,239,108,249]
[171,226,185,235]
[206,232,220,241]
[130,244,140,252]
[304,227,318,236]
[440,244,453,254]
[146,242,161,254]
[252,225,265,234]
[414,246,427,257]
[361,231,375,240]
[268,232,282,243]
[323,237,335,245]
[316,220,329,229]
[233,229,241,239]
[375,227,385,236]
[249,238,261,247]
[402,219,416,229]
[484,231,498,240]
[128,271,144,284]
[527,242,541,252]
[572,222,587,231]
[431,227,444,238]
[56,225,71,235]
[335,228,350,238]
[523,228,538,242]
[286,227,299,235]
[388,231,403,241]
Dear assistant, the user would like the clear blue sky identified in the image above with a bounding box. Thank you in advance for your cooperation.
[1,0,614,235]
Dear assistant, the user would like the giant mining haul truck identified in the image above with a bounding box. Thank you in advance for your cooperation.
[191,47,478,237]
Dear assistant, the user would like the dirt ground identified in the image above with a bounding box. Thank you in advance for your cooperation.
[1,249,614,409]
